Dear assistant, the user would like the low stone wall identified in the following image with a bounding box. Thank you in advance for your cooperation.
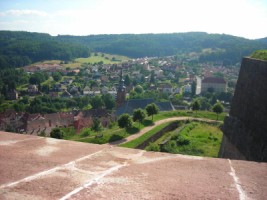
[136,121,179,149]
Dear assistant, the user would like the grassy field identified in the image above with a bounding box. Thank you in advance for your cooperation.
[75,53,130,65]
[26,53,130,69]
[145,122,223,157]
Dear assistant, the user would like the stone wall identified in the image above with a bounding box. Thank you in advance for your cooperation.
[136,121,179,149]
[219,57,267,162]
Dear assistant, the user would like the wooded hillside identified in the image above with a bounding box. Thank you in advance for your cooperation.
[1,31,266,69]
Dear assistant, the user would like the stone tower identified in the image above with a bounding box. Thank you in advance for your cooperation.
[219,57,267,162]
[116,68,126,107]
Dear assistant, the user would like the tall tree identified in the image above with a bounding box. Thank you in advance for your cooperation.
[134,85,143,94]
[124,74,131,86]
[118,114,132,129]
[212,102,224,120]
[90,95,104,109]
[145,103,159,121]
[52,72,62,82]
[150,70,155,83]
[133,108,146,127]
[191,100,200,115]
[91,118,102,132]
[102,93,115,110]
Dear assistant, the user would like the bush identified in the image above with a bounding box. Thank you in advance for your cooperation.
[91,118,102,132]
[50,128,64,139]
[109,134,123,142]
[162,140,177,153]
[176,135,190,145]
[80,128,90,137]
[146,143,160,152]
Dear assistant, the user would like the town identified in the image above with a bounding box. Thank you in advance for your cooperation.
[0,53,238,137]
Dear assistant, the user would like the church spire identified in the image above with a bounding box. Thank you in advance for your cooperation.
[116,67,126,107]
[118,68,125,90]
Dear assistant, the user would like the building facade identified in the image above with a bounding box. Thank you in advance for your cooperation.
[201,77,226,93]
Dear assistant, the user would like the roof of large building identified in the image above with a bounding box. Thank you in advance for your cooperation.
[115,98,174,116]
[0,131,266,199]
[202,77,226,84]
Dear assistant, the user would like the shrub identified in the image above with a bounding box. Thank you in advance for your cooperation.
[146,143,160,152]
[80,128,90,137]
[176,135,190,145]
[50,128,64,139]
[162,140,177,153]
[109,134,123,142]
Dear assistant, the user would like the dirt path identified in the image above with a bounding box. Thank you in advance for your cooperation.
[110,117,221,145]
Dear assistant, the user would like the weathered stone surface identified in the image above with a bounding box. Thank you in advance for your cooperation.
[220,57,267,162]
[1,131,267,200]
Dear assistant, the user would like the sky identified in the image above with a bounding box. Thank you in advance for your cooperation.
[0,0,267,39]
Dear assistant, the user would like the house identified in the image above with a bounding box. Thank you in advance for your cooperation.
[201,77,226,93]
[6,90,18,100]
[173,87,181,94]
[70,86,80,97]
[83,86,91,95]
[26,112,75,135]
[167,72,175,79]
[184,84,192,93]
[73,109,112,133]
[27,85,39,95]
[61,90,72,98]
[0,111,26,132]
[158,83,173,94]
[53,83,66,92]
[107,87,117,98]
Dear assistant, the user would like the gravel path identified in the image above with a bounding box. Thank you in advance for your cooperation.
[110,117,220,145]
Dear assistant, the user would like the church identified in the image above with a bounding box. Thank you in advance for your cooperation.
[115,69,174,116]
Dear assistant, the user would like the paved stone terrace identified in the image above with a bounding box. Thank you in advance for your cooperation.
[0,131,266,200]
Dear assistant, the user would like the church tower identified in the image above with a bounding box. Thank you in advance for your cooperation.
[116,68,126,107]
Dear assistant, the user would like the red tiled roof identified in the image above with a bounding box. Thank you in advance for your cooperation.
[202,77,226,84]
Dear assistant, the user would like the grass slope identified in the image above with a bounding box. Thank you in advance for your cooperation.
[152,122,222,157]
[62,110,225,145]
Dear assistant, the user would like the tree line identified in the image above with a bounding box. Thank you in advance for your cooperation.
[57,32,267,65]
[0,31,89,69]
[1,31,267,69]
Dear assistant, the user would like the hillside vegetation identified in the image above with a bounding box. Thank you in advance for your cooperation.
[250,50,267,61]
[1,31,267,69]
[57,32,267,64]
[0,31,89,69]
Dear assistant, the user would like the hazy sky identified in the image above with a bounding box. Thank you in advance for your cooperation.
[0,0,266,39]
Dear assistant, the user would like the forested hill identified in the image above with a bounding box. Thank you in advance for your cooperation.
[57,32,267,65]
[0,31,89,69]
[1,31,267,69]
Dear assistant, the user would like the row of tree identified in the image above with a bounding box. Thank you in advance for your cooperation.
[10,94,114,114]
[117,103,159,129]
[191,100,224,120]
